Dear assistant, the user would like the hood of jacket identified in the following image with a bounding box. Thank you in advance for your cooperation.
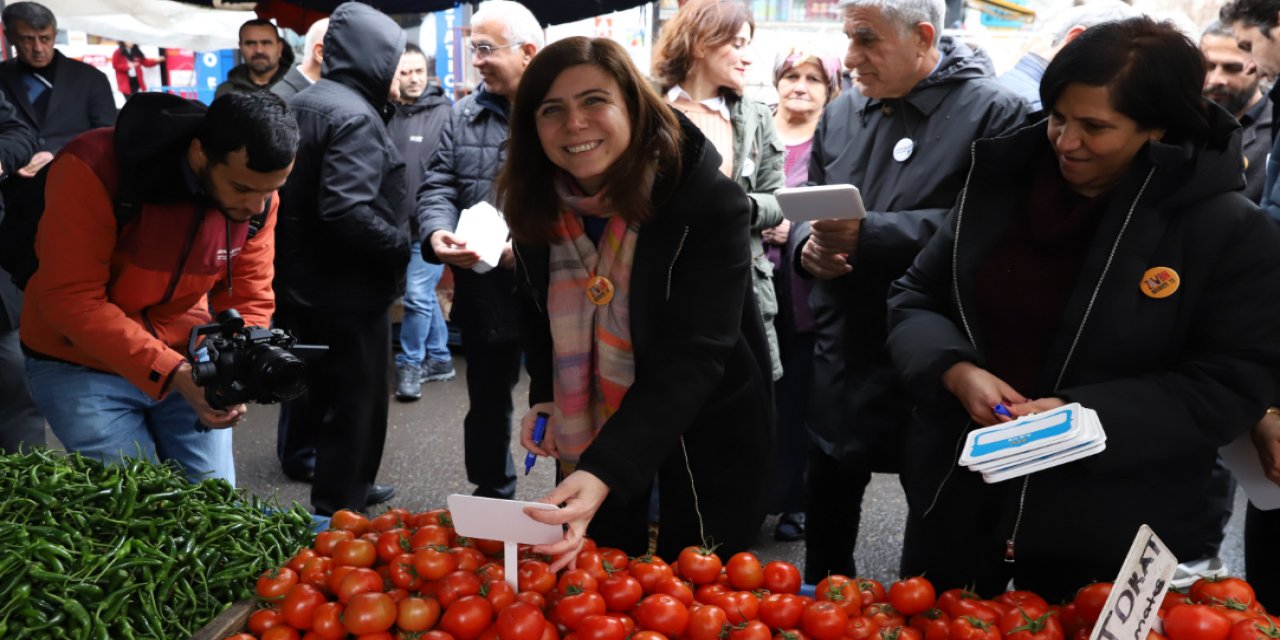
[1142,100,1246,210]
[974,99,1246,213]
[321,2,406,110]
[398,84,449,116]
[915,36,996,92]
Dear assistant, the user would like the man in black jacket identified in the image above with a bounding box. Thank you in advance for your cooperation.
[0,92,39,454]
[216,19,293,99]
[417,0,543,499]
[391,43,453,402]
[274,2,409,515]
[272,18,328,101]
[790,0,1028,583]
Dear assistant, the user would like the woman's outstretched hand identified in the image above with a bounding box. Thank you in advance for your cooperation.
[524,470,610,571]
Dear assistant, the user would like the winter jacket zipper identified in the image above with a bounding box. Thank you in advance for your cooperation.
[512,243,543,315]
[667,225,706,543]
[937,140,1156,562]
[666,226,689,302]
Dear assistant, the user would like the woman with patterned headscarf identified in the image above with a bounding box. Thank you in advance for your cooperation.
[763,46,841,543]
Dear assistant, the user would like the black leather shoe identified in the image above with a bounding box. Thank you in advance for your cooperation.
[366,484,396,507]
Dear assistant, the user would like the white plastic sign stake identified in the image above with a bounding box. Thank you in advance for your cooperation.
[1089,524,1178,640]
[446,494,563,591]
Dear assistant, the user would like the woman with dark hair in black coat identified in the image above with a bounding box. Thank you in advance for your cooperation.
[887,16,1280,600]
[497,36,772,568]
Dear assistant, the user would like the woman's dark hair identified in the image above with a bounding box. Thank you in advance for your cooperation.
[118,42,143,59]
[652,0,754,96]
[1040,16,1208,145]
[497,37,682,245]
[197,91,299,173]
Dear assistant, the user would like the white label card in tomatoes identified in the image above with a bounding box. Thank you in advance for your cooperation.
[1089,524,1178,640]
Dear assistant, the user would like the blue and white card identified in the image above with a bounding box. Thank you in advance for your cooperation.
[958,403,1106,483]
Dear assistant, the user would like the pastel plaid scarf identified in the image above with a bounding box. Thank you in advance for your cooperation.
[547,177,640,463]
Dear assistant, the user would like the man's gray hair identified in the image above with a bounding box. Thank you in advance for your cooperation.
[1201,19,1234,40]
[837,0,946,46]
[2,1,56,32]
[472,1,544,50]
[1045,0,1140,46]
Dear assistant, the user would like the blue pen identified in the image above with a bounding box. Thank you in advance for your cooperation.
[524,412,550,475]
[993,403,1015,420]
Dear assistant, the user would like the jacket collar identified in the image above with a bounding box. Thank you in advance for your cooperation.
[666,85,731,121]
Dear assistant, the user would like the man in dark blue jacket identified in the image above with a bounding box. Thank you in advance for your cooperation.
[274,2,409,515]
[417,0,543,499]
[0,1,115,288]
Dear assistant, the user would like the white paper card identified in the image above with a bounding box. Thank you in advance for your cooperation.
[453,201,510,274]
[445,494,563,545]
[776,184,867,223]
[1220,431,1280,510]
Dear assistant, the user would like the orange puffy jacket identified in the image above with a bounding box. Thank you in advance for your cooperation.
[20,128,276,399]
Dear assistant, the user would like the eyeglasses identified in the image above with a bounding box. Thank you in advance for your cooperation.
[470,42,523,59]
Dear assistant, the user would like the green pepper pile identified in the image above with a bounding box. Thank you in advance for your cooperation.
[0,447,315,639]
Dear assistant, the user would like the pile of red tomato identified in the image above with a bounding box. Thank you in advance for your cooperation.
[224,507,1278,640]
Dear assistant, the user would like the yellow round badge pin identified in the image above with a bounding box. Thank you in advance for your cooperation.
[586,275,615,306]
[1140,266,1179,299]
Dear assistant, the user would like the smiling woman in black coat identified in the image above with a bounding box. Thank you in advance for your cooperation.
[886,17,1280,600]
[496,37,772,567]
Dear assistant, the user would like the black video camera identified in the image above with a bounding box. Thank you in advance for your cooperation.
[186,309,327,410]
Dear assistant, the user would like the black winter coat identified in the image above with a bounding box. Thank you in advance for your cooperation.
[0,51,115,155]
[886,109,1280,598]
[793,37,1030,469]
[514,117,774,558]
[274,3,410,313]
[417,86,520,343]
[389,86,450,241]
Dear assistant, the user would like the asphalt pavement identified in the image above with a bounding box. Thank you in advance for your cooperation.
[40,351,1251,586]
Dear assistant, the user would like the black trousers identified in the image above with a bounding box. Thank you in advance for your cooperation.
[768,332,813,514]
[1246,502,1280,611]
[459,330,520,499]
[804,446,871,584]
[275,305,391,515]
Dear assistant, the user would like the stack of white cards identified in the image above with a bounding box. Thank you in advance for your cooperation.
[959,403,1107,483]
[454,201,510,274]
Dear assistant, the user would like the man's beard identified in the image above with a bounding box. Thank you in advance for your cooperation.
[249,56,277,75]
[1205,84,1256,116]
[402,84,425,100]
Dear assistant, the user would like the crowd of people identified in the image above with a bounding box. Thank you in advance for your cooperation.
[2,0,1280,606]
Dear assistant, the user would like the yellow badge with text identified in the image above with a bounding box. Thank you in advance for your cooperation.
[1140,266,1180,299]
[586,275,615,306]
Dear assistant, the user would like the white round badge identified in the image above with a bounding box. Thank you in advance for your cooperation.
[893,137,914,162]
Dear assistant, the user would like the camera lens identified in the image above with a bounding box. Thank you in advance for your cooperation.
[246,346,307,401]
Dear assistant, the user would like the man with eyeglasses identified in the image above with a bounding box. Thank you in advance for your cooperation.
[417,0,544,500]
[1202,20,1271,204]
